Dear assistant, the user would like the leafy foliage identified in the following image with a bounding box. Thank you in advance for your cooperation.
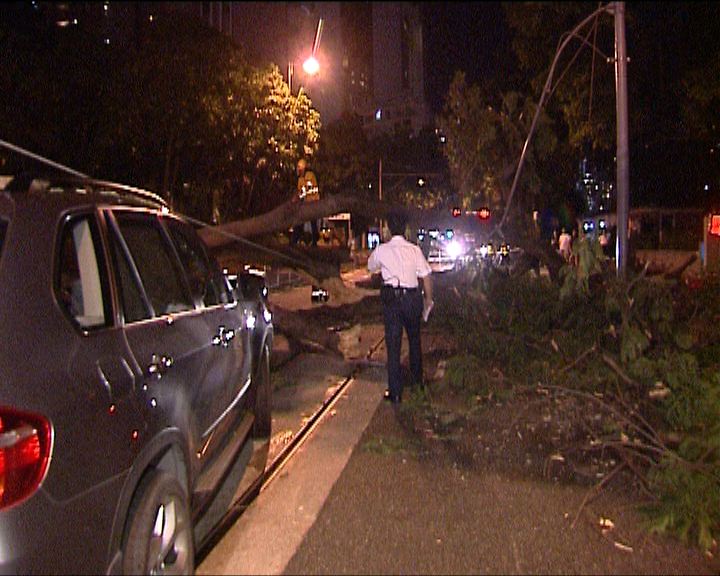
[645,455,720,551]
[444,354,488,394]
[559,236,606,300]
[314,112,374,197]
[435,257,720,549]
[0,8,320,223]
[436,72,556,220]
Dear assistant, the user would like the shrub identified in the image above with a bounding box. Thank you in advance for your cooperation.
[434,256,720,550]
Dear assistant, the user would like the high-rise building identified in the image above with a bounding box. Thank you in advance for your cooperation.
[576,156,614,217]
[31,1,430,134]
[225,1,430,135]
[361,2,430,137]
[339,3,374,119]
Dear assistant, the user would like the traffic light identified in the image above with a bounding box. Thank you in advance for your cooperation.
[451,207,461,217]
[477,207,491,220]
[710,214,720,237]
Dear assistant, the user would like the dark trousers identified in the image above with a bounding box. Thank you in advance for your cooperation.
[291,220,319,246]
[381,286,423,401]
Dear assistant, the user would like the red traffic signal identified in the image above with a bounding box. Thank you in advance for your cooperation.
[477,207,491,220]
[451,207,461,217]
[710,214,720,237]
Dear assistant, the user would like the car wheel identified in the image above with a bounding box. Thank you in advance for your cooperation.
[122,470,194,576]
[252,345,272,439]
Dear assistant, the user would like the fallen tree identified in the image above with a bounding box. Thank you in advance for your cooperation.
[196,192,460,302]
[197,193,387,303]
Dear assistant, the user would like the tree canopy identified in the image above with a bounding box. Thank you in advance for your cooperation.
[0,6,321,225]
[502,1,719,209]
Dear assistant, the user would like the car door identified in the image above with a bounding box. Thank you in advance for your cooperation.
[162,216,253,483]
[103,209,216,475]
[48,211,146,499]
[104,208,249,490]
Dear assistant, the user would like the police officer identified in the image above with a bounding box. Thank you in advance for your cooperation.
[291,158,320,246]
[368,210,433,404]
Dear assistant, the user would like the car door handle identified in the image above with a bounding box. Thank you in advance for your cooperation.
[148,354,173,378]
[212,326,235,347]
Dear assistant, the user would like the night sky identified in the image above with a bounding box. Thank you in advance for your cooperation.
[421,2,509,114]
[419,2,720,208]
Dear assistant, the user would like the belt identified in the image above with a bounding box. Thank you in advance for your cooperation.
[382,285,418,294]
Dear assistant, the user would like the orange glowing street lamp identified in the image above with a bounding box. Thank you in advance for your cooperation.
[288,18,324,94]
[302,55,320,76]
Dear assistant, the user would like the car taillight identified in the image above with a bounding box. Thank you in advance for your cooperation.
[0,408,52,510]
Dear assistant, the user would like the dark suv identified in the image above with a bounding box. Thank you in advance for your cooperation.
[0,175,273,574]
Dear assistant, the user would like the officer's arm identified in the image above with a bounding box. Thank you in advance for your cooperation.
[421,273,433,306]
[367,249,381,274]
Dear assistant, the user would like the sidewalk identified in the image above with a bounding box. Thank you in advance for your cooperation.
[197,347,387,575]
[283,403,716,575]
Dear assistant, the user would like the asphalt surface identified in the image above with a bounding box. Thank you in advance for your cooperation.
[199,268,717,575]
[284,404,716,575]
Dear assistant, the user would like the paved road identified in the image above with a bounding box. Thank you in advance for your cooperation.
[283,403,717,575]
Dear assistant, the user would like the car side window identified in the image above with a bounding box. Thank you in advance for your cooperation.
[164,217,232,307]
[56,215,110,329]
[107,218,151,324]
[113,212,194,317]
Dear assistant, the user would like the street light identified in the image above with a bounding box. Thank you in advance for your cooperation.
[287,18,324,95]
[302,55,320,76]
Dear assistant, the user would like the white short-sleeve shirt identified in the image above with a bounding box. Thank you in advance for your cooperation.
[367,235,432,288]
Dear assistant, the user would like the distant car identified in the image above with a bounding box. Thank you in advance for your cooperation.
[0,174,273,574]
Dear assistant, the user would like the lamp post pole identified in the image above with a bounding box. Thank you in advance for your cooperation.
[287,18,323,96]
[613,1,630,279]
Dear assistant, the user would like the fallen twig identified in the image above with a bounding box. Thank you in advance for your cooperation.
[571,462,627,529]
[601,352,637,388]
[541,384,666,456]
[558,344,597,375]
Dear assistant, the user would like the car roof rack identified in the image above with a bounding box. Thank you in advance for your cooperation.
[2,173,169,209]
[0,140,168,209]
[68,177,169,209]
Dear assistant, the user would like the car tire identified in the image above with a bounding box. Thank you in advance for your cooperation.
[252,344,272,439]
[122,470,194,576]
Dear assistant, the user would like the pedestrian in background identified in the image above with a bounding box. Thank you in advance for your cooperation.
[558,227,572,262]
[291,158,320,246]
[368,210,433,404]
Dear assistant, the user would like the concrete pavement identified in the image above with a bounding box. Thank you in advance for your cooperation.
[197,365,386,575]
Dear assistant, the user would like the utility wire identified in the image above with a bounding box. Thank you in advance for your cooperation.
[0,139,89,178]
[0,139,316,270]
[497,2,612,234]
[588,5,601,123]
[548,22,597,101]
[183,213,318,270]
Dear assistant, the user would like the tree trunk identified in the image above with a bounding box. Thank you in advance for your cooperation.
[197,193,397,248]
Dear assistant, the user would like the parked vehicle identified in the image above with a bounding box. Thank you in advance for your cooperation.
[0,174,273,574]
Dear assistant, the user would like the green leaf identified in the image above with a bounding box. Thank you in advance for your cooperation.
[621,324,650,364]
[674,329,694,351]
